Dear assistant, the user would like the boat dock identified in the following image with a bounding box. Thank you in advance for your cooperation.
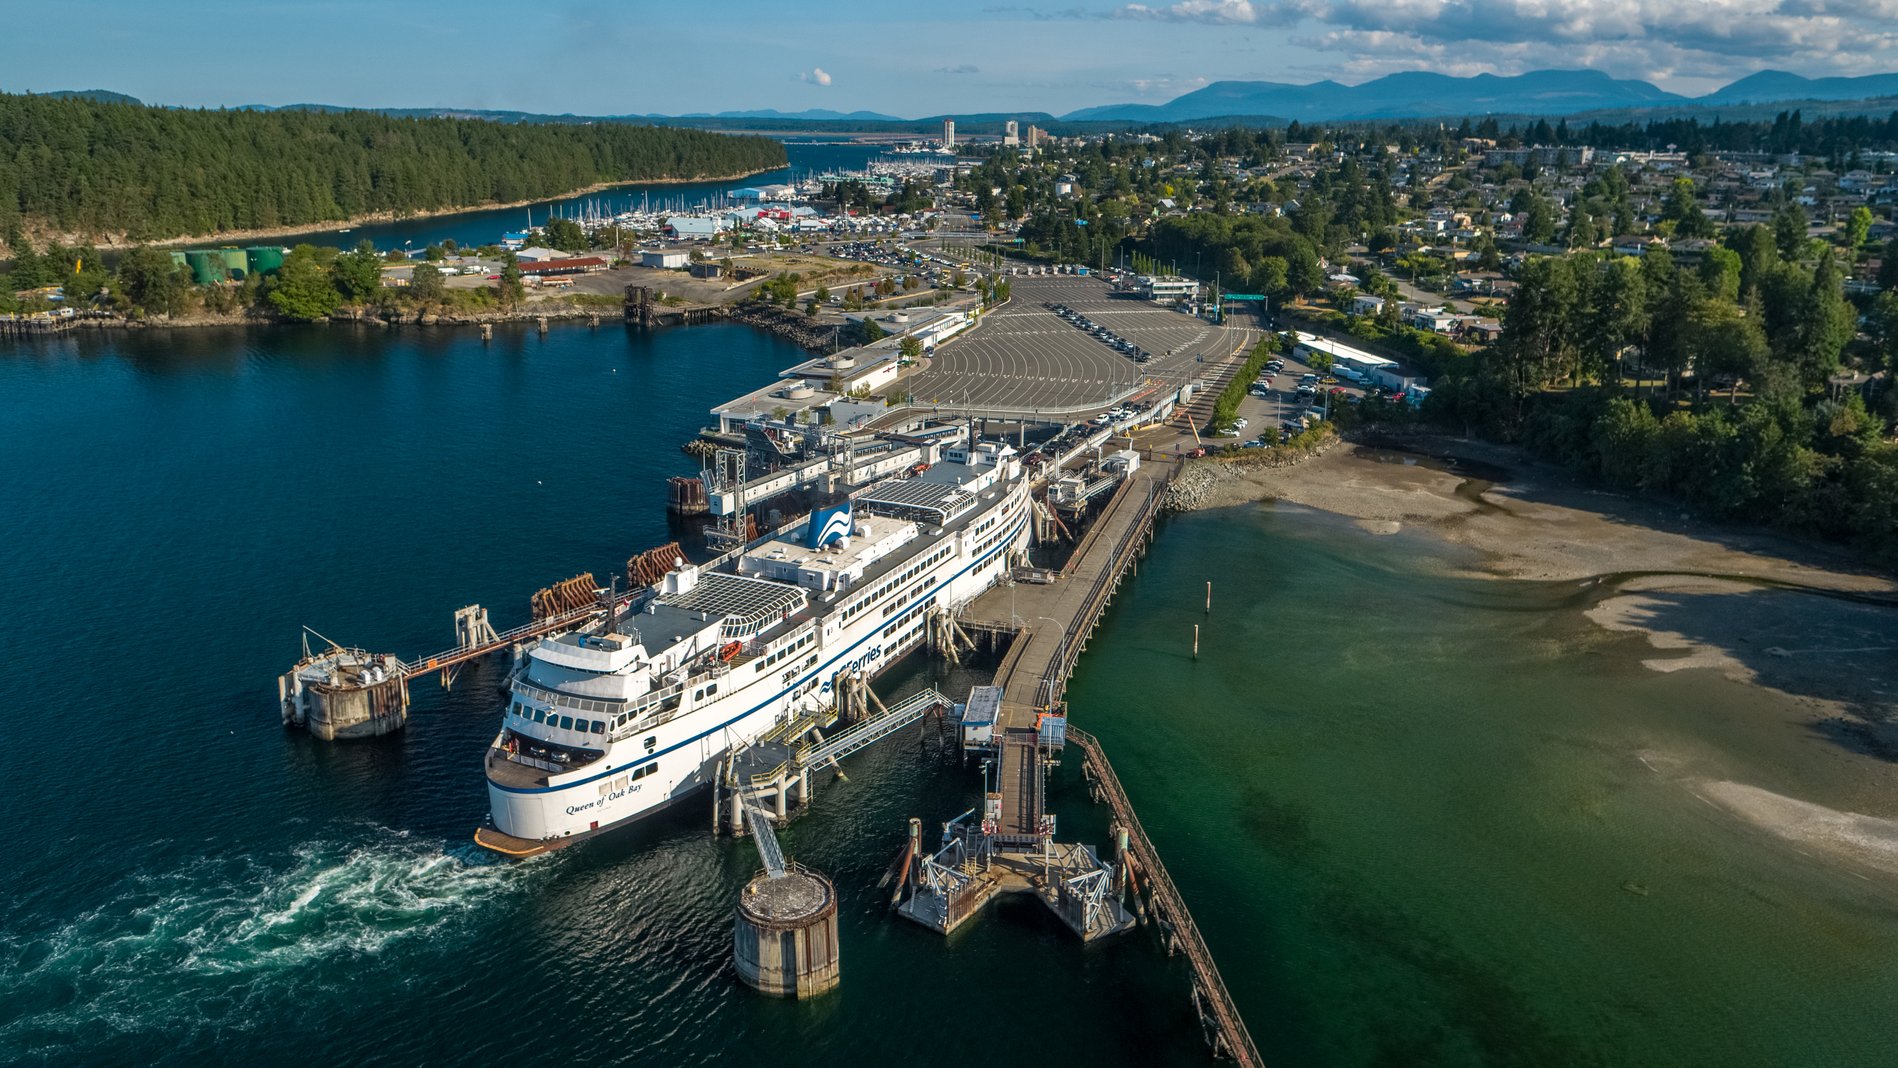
[280,548,688,740]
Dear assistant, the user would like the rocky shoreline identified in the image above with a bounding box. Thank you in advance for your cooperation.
[40,301,622,333]
[1163,428,1344,512]
[14,297,865,356]
[724,303,835,352]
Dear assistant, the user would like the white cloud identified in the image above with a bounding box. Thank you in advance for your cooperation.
[798,67,833,86]
[1119,0,1268,23]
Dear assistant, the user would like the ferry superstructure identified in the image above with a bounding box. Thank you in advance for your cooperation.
[477,442,1031,853]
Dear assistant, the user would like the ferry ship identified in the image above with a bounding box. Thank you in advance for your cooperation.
[476,442,1031,855]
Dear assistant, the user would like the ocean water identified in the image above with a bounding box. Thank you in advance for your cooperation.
[1067,503,1898,1067]
[3,322,1895,1066]
[0,321,1201,1067]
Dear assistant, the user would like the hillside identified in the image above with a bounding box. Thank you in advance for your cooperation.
[0,92,786,246]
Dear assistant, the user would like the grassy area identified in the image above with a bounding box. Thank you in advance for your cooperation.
[553,292,624,308]
[1210,336,1280,430]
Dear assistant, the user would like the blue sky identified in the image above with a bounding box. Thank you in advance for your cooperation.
[8,0,1898,116]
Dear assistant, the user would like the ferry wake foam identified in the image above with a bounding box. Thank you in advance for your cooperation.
[0,830,543,1055]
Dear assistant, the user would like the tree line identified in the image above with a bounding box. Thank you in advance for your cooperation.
[1404,230,1898,564]
[0,92,785,246]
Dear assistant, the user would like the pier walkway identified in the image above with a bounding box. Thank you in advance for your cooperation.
[400,601,610,681]
[959,457,1172,730]
[994,728,1045,844]
[1071,726,1264,1068]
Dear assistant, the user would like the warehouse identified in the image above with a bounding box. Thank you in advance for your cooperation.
[516,256,608,277]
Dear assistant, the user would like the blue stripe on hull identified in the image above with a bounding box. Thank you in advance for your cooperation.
[492,505,1030,797]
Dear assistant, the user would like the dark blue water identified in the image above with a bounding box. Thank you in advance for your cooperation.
[234,141,879,253]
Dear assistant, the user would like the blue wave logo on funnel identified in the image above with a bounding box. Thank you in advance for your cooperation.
[807,500,854,549]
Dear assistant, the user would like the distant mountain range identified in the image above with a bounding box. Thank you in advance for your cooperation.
[675,108,906,122]
[29,69,1898,130]
[1062,69,1898,123]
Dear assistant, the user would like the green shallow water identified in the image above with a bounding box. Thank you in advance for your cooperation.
[1066,502,1898,1067]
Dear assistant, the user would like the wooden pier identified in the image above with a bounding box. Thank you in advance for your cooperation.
[624,284,727,329]
[1071,726,1264,1068]
[0,312,101,337]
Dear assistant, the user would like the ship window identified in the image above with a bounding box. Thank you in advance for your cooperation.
[644,735,657,751]
[534,709,547,723]
[705,683,718,697]
[590,720,605,734]
[558,715,574,731]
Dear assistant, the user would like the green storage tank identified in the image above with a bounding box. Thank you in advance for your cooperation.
[184,250,223,285]
[220,247,248,280]
[245,246,285,276]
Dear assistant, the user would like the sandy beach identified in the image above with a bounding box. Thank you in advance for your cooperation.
[1185,433,1895,591]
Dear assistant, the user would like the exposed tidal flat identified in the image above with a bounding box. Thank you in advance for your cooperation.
[2,323,1896,1066]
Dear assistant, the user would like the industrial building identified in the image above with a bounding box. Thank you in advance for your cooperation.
[1136,275,1199,302]
[666,215,729,240]
[641,249,691,270]
[516,256,608,278]
[1291,332,1427,393]
[170,246,285,284]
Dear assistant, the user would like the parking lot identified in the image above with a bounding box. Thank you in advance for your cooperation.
[1211,341,1390,445]
[900,275,1254,414]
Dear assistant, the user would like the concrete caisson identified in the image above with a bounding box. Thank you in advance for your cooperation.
[279,649,410,740]
[733,865,840,998]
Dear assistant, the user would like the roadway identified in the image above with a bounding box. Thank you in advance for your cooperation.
[898,275,1255,416]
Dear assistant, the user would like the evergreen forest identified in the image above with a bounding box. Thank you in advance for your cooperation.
[0,93,786,245]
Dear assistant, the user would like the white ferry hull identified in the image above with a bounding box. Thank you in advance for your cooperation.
[485,485,1031,846]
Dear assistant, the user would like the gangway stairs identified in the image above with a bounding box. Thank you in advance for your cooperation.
[797,689,948,769]
[740,788,788,878]
[718,689,950,832]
